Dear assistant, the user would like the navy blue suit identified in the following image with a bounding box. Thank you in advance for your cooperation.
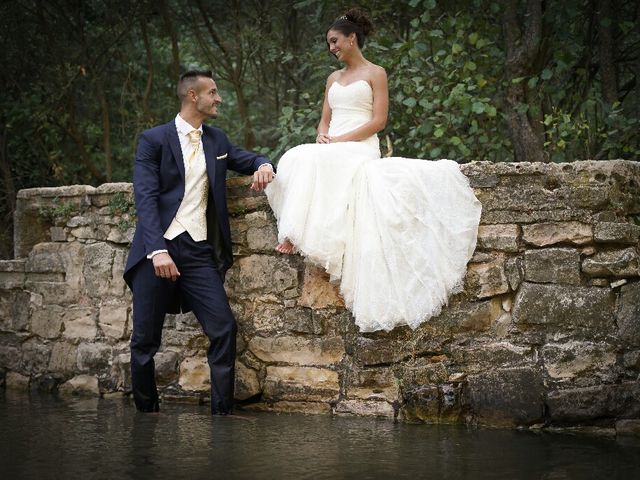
[124,120,271,414]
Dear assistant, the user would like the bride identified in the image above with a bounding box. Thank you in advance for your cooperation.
[266,8,482,332]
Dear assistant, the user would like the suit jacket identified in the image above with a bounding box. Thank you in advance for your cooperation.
[123,119,271,312]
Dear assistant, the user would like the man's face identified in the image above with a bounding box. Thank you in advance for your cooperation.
[193,77,222,119]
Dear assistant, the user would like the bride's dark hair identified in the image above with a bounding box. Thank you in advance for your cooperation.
[327,7,374,49]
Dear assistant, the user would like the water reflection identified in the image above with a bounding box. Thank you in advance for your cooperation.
[1,391,639,479]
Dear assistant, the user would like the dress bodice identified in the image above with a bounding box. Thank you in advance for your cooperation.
[328,80,380,154]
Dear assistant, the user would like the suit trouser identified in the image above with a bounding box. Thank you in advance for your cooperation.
[129,232,237,414]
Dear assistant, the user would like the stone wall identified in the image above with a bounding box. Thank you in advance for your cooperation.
[1,161,639,434]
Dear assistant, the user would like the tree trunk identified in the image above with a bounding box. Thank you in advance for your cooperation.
[0,125,15,215]
[233,77,256,149]
[569,1,597,117]
[597,0,618,105]
[158,0,181,80]
[96,79,112,182]
[0,125,14,259]
[501,0,548,162]
[140,19,154,124]
[635,2,640,104]
[64,97,106,183]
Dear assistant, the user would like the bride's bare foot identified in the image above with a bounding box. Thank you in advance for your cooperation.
[275,239,296,254]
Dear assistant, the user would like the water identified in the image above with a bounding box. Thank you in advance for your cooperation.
[1,392,639,480]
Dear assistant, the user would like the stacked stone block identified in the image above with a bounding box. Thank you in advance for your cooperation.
[0,160,638,435]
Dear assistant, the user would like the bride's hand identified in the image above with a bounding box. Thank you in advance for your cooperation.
[316,133,331,144]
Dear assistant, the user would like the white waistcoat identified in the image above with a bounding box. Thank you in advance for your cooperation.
[164,115,209,242]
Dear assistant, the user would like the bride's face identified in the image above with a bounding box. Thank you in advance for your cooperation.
[326,29,355,62]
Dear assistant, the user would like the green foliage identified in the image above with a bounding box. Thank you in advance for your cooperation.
[542,102,640,162]
[371,1,509,161]
[38,198,77,226]
[108,192,135,216]
[3,0,638,174]
[522,0,640,162]
[257,0,513,163]
[108,192,137,232]
[1,0,639,256]
[543,108,591,162]
[256,41,331,159]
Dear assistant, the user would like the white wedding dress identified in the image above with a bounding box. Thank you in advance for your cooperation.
[266,79,482,332]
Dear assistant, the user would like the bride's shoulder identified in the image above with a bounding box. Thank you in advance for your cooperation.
[368,63,387,78]
[366,64,387,87]
[326,69,344,84]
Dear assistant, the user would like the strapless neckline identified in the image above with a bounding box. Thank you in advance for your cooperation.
[330,79,371,90]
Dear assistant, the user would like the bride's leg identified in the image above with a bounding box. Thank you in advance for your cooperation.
[275,238,296,254]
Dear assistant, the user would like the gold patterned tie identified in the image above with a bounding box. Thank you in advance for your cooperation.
[186,130,202,168]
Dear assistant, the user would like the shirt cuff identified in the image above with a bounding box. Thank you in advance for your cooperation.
[257,163,274,172]
[146,249,168,259]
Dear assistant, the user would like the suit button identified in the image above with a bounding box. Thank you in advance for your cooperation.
[178,197,183,201]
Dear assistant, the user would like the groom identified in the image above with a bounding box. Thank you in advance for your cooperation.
[123,70,274,414]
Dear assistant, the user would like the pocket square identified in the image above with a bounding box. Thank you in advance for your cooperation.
[216,153,228,160]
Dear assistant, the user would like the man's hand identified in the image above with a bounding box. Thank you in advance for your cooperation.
[250,164,274,192]
[152,252,180,281]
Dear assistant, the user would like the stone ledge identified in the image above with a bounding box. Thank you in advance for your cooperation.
[594,222,640,244]
[476,224,520,252]
[461,159,640,178]
[0,260,27,272]
[522,222,593,246]
[512,282,615,329]
[3,160,640,430]
[248,335,345,366]
[17,185,97,199]
[467,367,545,426]
[334,399,395,418]
[546,382,640,422]
[263,366,340,402]
[524,248,581,285]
